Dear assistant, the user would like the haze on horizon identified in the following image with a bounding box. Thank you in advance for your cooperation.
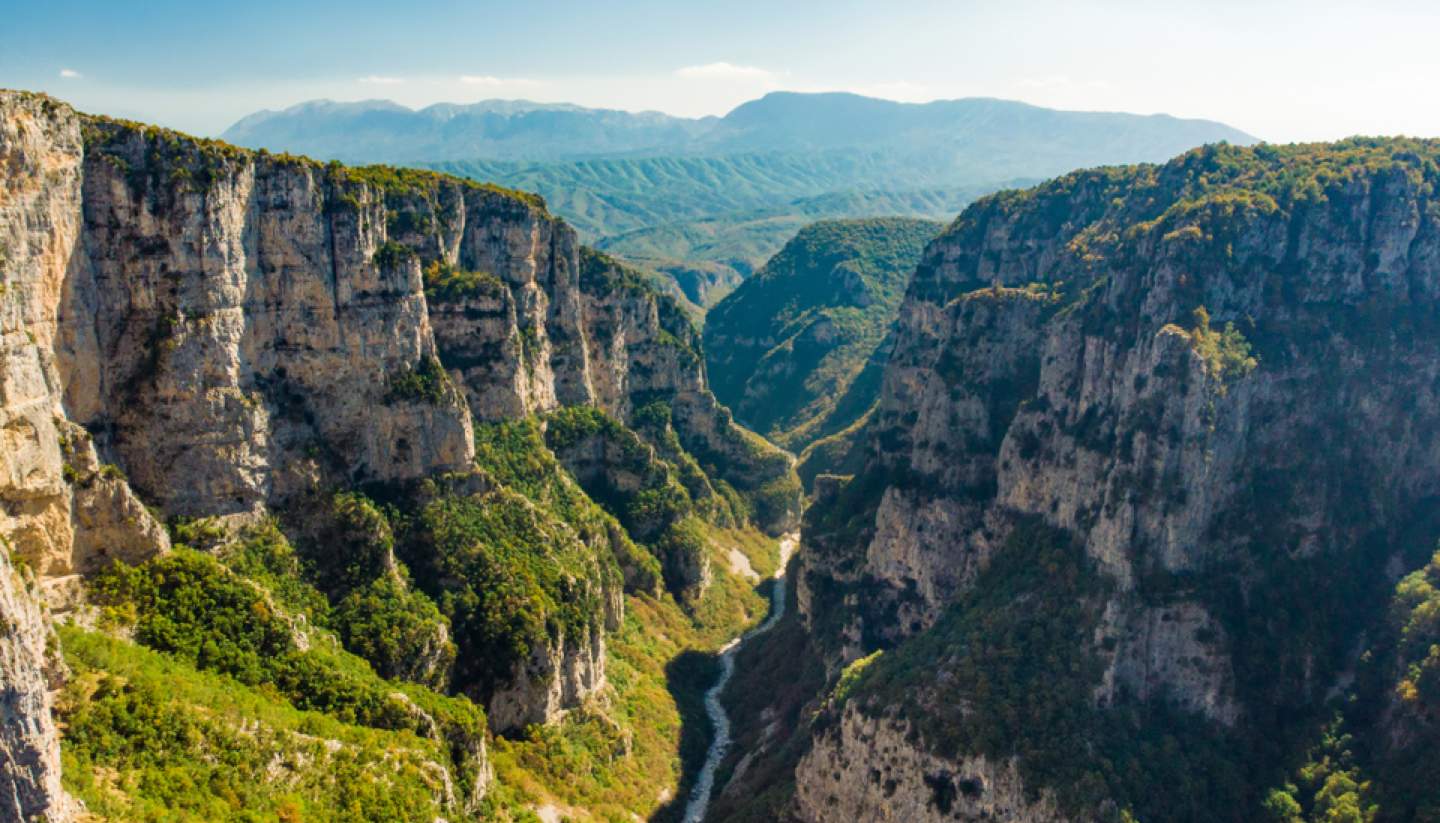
[5,0,1440,144]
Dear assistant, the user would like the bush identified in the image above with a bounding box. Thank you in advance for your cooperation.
[398,485,603,700]
[302,492,396,596]
[656,517,710,596]
[474,417,658,594]
[423,260,504,303]
[88,547,479,746]
[57,627,464,822]
[333,575,455,691]
[92,548,294,686]
[386,355,454,405]
[372,241,416,269]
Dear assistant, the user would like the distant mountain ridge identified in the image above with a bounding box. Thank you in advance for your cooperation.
[223,98,715,163]
[222,91,1257,168]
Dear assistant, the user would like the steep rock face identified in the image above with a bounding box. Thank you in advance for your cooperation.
[571,253,801,535]
[0,551,76,822]
[0,95,168,822]
[795,706,1064,823]
[797,140,1440,818]
[0,92,797,794]
[487,620,607,733]
[0,94,168,587]
[62,121,478,518]
[406,202,801,535]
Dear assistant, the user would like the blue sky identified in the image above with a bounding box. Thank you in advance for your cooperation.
[6,0,1440,141]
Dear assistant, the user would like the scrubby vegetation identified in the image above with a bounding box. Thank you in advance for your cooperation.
[58,627,465,823]
[386,355,456,405]
[333,575,455,691]
[423,260,505,303]
[541,405,739,596]
[473,415,662,593]
[59,413,783,821]
[398,479,608,701]
[74,530,489,819]
[1183,305,1258,389]
[372,240,417,269]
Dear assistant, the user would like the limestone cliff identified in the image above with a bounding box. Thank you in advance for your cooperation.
[0,89,800,812]
[1,92,161,820]
[426,237,801,536]
[0,551,75,822]
[795,706,1064,823]
[795,139,1440,820]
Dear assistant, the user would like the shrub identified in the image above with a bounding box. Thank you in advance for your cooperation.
[372,241,416,270]
[92,548,294,686]
[301,492,395,596]
[87,547,484,749]
[656,517,710,595]
[333,575,455,691]
[423,260,504,303]
[398,486,603,699]
[1189,306,1258,388]
[386,355,454,405]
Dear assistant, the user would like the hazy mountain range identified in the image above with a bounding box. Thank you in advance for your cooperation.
[222,92,1255,169]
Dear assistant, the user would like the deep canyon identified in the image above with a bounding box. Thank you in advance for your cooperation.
[2,87,1440,823]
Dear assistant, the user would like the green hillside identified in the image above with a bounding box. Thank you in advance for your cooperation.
[703,217,941,452]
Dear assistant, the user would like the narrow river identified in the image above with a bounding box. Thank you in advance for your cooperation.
[681,531,800,823]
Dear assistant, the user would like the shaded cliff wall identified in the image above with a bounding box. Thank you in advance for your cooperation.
[795,141,1440,820]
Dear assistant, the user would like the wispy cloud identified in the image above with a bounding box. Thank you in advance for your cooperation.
[357,75,404,85]
[59,68,83,79]
[458,75,538,87]
[674,62,775,80]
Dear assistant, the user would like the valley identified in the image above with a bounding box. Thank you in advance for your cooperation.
[3,74,1440,823]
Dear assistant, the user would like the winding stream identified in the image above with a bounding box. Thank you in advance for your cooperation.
[681,531,800,823]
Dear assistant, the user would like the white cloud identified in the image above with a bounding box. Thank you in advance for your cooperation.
[458,75,538,87]
[357,75,404,85]
[674,62,775,81]
[59,68,83,79]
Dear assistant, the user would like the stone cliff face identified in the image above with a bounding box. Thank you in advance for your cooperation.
[795,140,1440,819]
[0,551,75,822]
[795,705,1064,823]
[65,119,480,518]
[0,90,800,812]
[486,618,607,733]
[1,94,162,819]
[1,94,169,590]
